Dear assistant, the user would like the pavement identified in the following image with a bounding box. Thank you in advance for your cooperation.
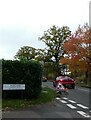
[2,101,63,119]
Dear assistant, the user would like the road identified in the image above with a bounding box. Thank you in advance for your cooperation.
[2,81,91,119]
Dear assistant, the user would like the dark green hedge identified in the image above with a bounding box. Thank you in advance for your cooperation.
[2,60,42,99]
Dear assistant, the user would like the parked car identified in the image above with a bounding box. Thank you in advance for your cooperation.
[53,75,75,89]
[42,76,47,82]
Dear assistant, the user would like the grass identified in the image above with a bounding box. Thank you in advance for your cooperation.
[76,80,91,88]
[75,76,91,88]
[2,87,56,111]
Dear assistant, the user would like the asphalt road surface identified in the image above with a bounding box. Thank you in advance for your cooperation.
[2,81,91,119]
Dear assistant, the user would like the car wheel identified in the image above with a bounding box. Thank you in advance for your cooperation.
[72,85,75,89]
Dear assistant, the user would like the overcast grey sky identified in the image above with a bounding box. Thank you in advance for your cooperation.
[0,0,90,60]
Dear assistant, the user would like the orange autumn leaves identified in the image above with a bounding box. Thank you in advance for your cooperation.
[60,24,91,73]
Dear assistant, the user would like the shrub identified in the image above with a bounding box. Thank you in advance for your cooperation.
[2,60,42,99]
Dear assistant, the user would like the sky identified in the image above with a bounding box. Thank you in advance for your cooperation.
[0,0,90,60]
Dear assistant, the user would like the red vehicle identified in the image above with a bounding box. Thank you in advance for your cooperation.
[53,76,75,89]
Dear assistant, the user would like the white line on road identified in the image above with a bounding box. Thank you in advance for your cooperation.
[68,100,76,103]
[62,97,68,100]
[77,104,88,109]
[59,100,67,103]
[66,104,77,109]
[56,97,60,100]
[77,111,91,118]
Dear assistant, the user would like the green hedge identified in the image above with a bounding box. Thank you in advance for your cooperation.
[2,60,42,99]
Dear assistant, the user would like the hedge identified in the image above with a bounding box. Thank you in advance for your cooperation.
[2,60,42,99]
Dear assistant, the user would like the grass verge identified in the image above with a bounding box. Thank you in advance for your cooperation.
[2,87,56,111]
[76,81,91,88]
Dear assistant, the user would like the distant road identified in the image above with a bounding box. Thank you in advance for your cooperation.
[42,81,91,104]
[42,81,91,118]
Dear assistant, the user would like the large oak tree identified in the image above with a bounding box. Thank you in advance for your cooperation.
[39,25,71,76]
[15,25,71,77]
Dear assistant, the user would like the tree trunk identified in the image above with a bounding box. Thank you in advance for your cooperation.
[85,70,89,85]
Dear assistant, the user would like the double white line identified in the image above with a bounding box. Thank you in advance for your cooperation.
[77,104,88,109]
[56,97,91,118]
[67,104,76,109]
[77,111,91,118]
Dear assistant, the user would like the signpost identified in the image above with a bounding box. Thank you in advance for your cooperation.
[3,84,25,99]
[89,1,91,27]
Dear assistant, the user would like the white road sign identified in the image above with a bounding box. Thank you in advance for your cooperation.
[3,84,25,90]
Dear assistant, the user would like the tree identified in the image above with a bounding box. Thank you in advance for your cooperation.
[60,24,91,82]
[14,46,37,61]
[14,46,48,62]
[35,48,49,62]
[39,25,71,76]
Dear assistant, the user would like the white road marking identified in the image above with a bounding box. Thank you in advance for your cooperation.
[59,100,67,103]
[56,97,60,100]
[68,100,76,103]
[66,104,77,109]
[77,104,88,109]
[77,111,91,118]
[62,97,68,100]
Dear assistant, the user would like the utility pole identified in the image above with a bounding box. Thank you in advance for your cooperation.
[89,2,91,111]
[89,1,91,27]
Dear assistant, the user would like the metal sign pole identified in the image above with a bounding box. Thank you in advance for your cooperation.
[89,1,91,27]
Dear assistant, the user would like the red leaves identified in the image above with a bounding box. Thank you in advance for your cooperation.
[60,24,91,73]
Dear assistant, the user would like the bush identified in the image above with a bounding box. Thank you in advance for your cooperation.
[2,60,42,99]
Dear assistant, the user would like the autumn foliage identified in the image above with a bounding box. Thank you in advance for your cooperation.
[60,24,91,76]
